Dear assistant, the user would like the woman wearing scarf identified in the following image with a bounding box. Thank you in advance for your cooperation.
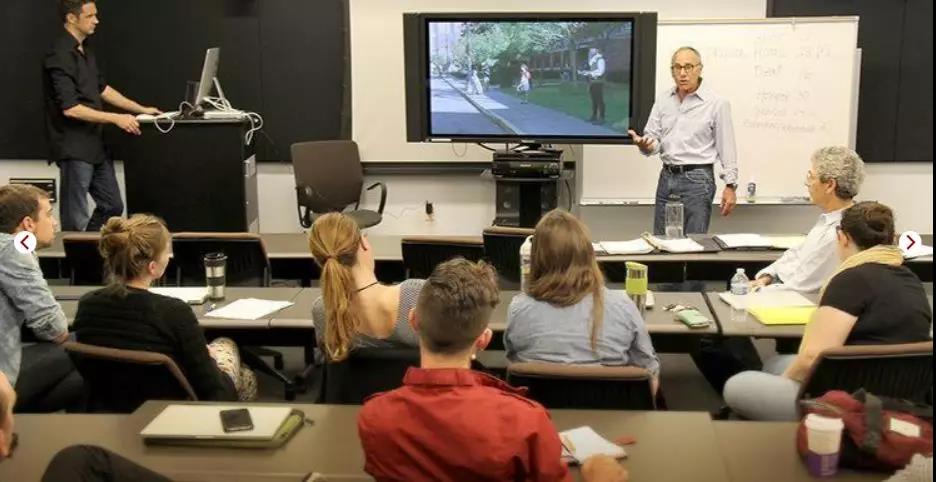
[723,201,933,421]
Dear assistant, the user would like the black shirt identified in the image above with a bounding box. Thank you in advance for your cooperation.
[73,287,237,401]
[43,31,108,165]
[820,263,932,346]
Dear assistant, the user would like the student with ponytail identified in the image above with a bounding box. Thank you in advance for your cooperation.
[309,213,423,362]
[504,210,660,392]
[724,202,932,421]
[73,214,257,401]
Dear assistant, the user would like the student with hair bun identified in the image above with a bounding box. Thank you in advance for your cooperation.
[308,213,423,362]
[724,201,933,421]
[73,214,257,401]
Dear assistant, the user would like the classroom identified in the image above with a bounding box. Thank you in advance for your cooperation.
[0,0,932,481]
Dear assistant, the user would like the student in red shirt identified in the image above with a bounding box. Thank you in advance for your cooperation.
[357,258,627,482]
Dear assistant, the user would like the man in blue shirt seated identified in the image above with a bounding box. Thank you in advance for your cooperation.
[0,184,82,412]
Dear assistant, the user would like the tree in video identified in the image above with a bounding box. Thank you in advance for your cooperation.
[429,21,632,137]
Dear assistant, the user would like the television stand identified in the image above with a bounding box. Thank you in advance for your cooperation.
[491,148,564,227]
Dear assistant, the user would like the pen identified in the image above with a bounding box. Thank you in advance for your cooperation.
[561,435,576,454]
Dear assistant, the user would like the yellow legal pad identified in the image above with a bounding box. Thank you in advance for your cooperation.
[748,306,816,325]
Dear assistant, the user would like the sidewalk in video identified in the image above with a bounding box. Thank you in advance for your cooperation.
[432,76,620,137]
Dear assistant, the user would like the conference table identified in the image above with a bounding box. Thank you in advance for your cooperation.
[38,232,934,285]
[0,400,886,482]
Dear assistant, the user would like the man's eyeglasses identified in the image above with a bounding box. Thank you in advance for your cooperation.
[671,63,699,73]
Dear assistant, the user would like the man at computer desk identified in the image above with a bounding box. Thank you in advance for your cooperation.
[43,0,162,232]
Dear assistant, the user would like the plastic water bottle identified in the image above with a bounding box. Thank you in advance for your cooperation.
[730,268,750,295]
[729,268,750,322]
[520,235,533,292]
[664,194,685,239]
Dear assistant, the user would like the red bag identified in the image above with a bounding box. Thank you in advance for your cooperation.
[797,390,934,471]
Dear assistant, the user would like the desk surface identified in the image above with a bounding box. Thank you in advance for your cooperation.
[708,291,934,339]
[0,402,732,482]
[713,421,885,482]
[41,232,933,264]
[52,286,303,329]
[270,288,718,336]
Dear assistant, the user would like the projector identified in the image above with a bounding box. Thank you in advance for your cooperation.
[492,149,562,178]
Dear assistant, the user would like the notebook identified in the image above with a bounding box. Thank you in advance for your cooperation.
[599,239,655,255]
[765,235,807,250]
[150,287,210,304]
[902,243,934,259]
[714,234,774,249]
[718,288,815,311]
[748,306,816,325]
[641,234,705,253]
[141,405,294,442]
[559,426,627,464]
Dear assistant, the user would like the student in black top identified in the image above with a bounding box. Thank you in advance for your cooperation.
[44,0,162,232]
[73,215,257,403]
[724,201,932,421]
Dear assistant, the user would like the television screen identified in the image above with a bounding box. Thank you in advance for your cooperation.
[404,13,657,145]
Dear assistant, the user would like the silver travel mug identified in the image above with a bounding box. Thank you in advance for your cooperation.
[204,252,227,300]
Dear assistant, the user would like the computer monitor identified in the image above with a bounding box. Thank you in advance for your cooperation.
[403,12,658,145]
[194,47,220,107]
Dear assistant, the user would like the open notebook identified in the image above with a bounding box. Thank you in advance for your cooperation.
[560,426,627,464]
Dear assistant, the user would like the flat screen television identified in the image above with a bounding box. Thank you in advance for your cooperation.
[404,12,658,145]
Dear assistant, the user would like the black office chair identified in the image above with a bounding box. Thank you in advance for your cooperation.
[320,348,420,404]
[64,341,198,413]
[507,362,656,410]
[482,226,534,284]
[62,233,105,285]
[171,232,271,287]
[798,341,934,415]
[401,236,485,279]
[291,140,387,229]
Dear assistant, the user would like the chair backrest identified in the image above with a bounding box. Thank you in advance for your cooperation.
[291,140,364,214]
[64,341,197,413]
[322,348,420,404]
[799,341,934,407]
[400,236,485,279]
[63,234,105,285]
[171,232,270,287]
[506,362,656,410]
[482,226,534,283]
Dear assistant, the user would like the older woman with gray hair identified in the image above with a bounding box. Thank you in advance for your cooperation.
[753,146,866,293]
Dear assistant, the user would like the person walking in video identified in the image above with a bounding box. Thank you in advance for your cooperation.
[579,48,606,124]
[517,64,532,103]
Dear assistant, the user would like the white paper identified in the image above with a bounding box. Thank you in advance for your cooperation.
[205,298,294,320]
[715,233,773,249]
[765,235,807,250]
[150,287,209,304]
[600,239,655,255]
[902,244,934,260]
[560,426,627,462]
[889,418,922,438]
[719,288,815,310]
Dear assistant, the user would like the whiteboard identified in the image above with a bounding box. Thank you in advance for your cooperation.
[581,17,860,203]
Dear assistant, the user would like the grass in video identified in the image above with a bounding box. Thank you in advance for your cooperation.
[428,20,633,137]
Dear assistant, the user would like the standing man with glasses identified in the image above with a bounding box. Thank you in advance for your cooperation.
[44,0,162,232]
[628,46,738,235]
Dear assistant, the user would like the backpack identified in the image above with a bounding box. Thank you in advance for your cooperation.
[797,390,933,471]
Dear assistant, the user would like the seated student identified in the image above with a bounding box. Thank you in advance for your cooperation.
[73,215,256,401]
[309,212,423,361]
[505,210,660,392]
[3,370,170,481]
[692,146,867,396]
[0,184,83,413]
[358,258,628,482]
[753,146,866,293]
[724,202,933,421]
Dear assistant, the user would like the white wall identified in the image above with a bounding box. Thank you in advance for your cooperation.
[2,0,932,237]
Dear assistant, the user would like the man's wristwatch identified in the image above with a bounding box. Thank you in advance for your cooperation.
[725,183,738,190]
